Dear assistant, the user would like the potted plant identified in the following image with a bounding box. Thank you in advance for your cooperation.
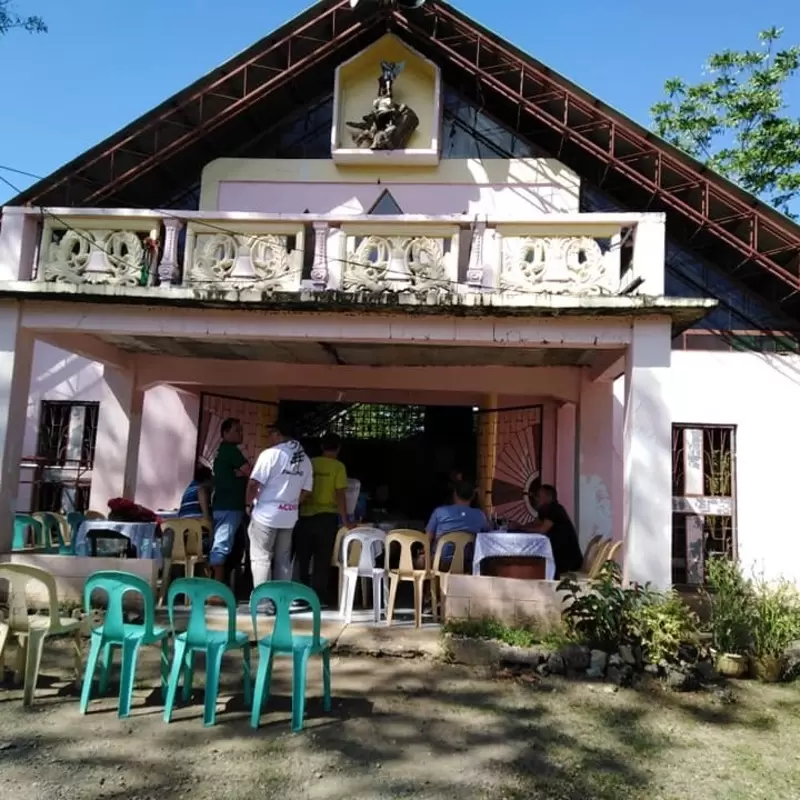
[704,556,752,678]
[749,577,800,682]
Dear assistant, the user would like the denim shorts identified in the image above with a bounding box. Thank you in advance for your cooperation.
[210,510,243,567]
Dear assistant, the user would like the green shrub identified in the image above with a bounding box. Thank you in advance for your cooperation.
[629,591,699,665]
[750,576,800,659]
[557,561,642,651]
[558,560,698,665]
[704,555,753,655]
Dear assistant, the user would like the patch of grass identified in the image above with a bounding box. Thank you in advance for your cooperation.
[443,617,566,649]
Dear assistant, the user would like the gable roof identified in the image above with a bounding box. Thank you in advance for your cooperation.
[7,0,800,325]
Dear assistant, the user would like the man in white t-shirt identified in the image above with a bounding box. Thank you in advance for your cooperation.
[246,420,313,591]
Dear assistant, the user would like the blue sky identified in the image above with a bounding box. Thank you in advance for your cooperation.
[0,0,798,204]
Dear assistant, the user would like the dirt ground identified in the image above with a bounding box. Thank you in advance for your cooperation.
[2,639,800,800]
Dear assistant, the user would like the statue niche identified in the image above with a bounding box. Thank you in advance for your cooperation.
[346,60,420,151]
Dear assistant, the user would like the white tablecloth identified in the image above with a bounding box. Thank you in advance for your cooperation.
[75,521,161,559]
[473,531,556,579]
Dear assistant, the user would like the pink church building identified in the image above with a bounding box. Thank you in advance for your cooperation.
[1,0,799,589]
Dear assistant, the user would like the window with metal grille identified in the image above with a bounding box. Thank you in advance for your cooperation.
[36,401,99,467]
[671,424,736,585]
[325,403,425,441]
[30,401,100,513]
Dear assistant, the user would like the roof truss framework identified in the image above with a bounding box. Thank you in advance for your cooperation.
[8,0,800,324]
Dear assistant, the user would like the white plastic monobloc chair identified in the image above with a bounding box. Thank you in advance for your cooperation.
[339,528,387,624]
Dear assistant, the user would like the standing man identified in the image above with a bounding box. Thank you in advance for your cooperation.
[210,418,250,585]
[247,421,313,593]
[295,433,353,605]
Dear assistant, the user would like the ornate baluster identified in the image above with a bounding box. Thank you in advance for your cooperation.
[466,220,486,289]
[158,218,183,285]
[310,221,329,289]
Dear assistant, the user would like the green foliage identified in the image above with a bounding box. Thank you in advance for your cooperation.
[651,27,800,217]
[704,555,753,655]
[558,561,698,665]
[629,592,699,666]
[749,576,800,658]
[442,618,541,649]
[0,1,46,36]
[558,561,643,651]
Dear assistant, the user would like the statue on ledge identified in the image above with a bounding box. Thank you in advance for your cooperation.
[346,60,420,151]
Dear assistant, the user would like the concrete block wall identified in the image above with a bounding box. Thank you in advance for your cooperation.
[443,574,581,629]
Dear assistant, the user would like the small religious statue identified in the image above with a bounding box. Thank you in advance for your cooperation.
[345,60,420,150]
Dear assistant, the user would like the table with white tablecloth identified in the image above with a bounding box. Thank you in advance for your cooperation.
[472,531,556,580]
[74,521,164,561]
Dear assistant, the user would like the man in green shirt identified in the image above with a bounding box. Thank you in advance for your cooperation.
[210,417,250,584]
[295,432,352,606]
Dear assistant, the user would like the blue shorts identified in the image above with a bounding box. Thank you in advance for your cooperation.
[210,510,243,567]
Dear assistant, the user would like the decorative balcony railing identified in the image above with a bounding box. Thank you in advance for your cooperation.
[0,207,666,298]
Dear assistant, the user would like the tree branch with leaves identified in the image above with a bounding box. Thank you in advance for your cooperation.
[651,27,800,218]
[0,0,46,36]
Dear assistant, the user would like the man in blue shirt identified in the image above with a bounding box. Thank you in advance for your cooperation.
[425,481,489,566]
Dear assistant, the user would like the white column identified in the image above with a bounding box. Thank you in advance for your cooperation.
[89,366,144,512]
[575,378,615,549]
[630,214,666,296]
[0,303,35,551]
[623,318,672,588]
[0,207,39,281]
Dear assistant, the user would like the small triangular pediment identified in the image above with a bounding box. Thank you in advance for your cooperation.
[368,190,403,215]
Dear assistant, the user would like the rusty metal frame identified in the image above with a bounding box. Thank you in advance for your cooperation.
[9,0,800,320]
[391,2,800,312]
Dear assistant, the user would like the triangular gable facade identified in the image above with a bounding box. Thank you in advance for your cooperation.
[7,0,800,328]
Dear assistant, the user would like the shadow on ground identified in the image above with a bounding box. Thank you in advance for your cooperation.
[2,638,800,800]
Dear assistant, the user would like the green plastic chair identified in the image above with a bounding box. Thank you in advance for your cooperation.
[163,578,252,727]
[79,571,169,719]
[66,512,85,555]
[249,581,332,732]
[12,515,44,551]
[32,512,65,554]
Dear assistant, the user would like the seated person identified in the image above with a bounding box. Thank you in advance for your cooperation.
[179,464,214,551]
[422,480,489,569]
[526,484,583,579]
[179,464,213,520]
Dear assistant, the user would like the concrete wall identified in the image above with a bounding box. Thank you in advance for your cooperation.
[200,158,580,215]
[19,342,200,515]
[632,350,800,584]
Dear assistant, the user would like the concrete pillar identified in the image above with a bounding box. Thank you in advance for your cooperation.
[555,402,576,519]
[0,208,39,281]
[0,303,34,551]
[623,318,672,588]
[136,386,202,511]
[575,378,615,549]
[630,214,666,295]
[89,366,144,513]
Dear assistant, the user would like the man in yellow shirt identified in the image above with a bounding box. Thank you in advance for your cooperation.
[295,433,352,606]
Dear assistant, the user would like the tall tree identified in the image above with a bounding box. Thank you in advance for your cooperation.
[0,0,46,36]
[651,27,800,218]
